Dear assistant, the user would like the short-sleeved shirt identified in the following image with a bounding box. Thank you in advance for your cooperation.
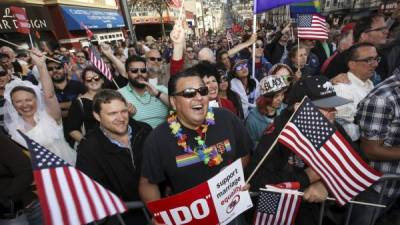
[355,68,400,197]
[119,84,169,128]
[141,108,253,193]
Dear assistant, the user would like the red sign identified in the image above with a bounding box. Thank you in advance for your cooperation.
[146,159,253,225]
[9,6,30,34]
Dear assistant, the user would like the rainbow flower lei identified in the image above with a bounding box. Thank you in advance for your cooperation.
[168,108,223,167]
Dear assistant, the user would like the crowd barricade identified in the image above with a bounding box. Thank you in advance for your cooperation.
[115,174,400,225]
[318,173,400,225]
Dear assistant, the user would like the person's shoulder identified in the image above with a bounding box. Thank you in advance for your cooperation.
[156,85,168,93]
[78,128,105,151]
[129,119,152,133]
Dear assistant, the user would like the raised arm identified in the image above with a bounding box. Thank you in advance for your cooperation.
[227,33,257,57]
[100,43,128,79]
[30,48,62,122]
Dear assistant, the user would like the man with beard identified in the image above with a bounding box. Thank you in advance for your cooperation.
[76,89,152,224]
[46,60,84,119]
[118,56,169,128]
[100,43,169,128]
[146,49,169,87]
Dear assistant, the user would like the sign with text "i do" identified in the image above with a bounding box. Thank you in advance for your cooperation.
[147,159,253,225]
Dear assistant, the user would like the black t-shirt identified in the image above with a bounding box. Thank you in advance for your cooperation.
[65,98,99,135]
[141,108,253,194]
[54,80,85,103]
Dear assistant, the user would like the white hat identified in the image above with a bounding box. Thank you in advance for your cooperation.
[259,76,288,96]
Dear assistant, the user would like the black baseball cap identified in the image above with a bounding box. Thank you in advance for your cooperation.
[287,76,352,108]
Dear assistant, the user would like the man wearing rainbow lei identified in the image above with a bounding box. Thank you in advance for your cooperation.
[139,67,253,218]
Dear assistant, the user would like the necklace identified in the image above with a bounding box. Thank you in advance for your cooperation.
[129,85,152,105]
[168,108,223,167]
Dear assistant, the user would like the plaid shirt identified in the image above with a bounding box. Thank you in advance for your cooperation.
[356,68,400,197]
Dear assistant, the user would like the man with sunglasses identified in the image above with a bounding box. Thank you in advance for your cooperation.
[101,44,170,128]
[145,49,169,87]
[139,68,252,224]
[45,59,84,120]
[334,43,378,142]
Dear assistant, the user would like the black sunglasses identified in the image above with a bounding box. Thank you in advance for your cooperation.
[47,65,63,72]
[149,57,162,62]
[85,75,101,82]
[129,68,147,73]
[173,86,208,98]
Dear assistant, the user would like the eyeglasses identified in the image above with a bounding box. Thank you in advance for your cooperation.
[47,65,63,71]
[148,57,162,62]
[186,50,194,53]
[173,86,209,98]
[220,75,229,82]
[129,68,147,73]
[365,26,388,33]
[352,56,381,65]
[76,55,85,58]
[256,44,263,49]
[235,63,248,72]
[85,75,101,82]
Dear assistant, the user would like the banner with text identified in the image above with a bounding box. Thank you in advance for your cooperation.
[147,159,253,225]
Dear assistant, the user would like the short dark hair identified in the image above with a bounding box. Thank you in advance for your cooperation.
[125,55,146,71]
[353,13,384,42]
[346,42,376,64]
[10,86,36,99]
[192,60,219,81]
[93,89,127,114]
[168,67,202,95]
[81,65,105,81]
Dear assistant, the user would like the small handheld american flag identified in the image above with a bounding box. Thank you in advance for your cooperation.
[278,99,382,205]
[253,186,302,225]
[19,131,127,225]
[297,14,328,40]
[89,45,113,81]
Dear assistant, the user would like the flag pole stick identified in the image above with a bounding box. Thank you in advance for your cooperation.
[112,78,120,89]
[28,33,34,48]
[252,0,257,79]
[246,96,308,184]
[0,38,61,64]
[259,187,387,208]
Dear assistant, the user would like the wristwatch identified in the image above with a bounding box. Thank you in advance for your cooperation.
[155,91,162,99]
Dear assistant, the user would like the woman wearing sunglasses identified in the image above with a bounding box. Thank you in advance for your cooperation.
[217,70,244,119]
[65,66,105,147]
[230,59,260,118]
[245,76,288,144]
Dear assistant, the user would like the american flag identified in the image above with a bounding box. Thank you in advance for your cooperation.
[253,189,301,225]
[89,45,113,81]
[80,22,94,40]
[19,131,127,225]
[297,14,328,40]
[278,99,382,205]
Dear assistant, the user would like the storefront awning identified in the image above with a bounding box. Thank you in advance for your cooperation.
[60,6,125,31]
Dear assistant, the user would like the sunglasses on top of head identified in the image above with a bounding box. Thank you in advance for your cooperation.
[173,86,209,98]
[129,68,147,73]
[149,57,162,62]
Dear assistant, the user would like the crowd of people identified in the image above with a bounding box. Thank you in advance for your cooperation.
[1,8,400,225]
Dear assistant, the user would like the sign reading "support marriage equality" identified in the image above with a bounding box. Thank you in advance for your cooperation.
[147,159,253,225]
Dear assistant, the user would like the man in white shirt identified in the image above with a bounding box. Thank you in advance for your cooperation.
[334,42,379,141]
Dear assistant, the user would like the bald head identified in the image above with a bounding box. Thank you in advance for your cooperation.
[198,48,216,63]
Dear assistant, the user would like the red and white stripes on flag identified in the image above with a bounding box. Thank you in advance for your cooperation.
[89,45,113,81]
[19,132,127,225]
[253,188,301,225]
[297,14,328,40]
[278,99,382,205]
